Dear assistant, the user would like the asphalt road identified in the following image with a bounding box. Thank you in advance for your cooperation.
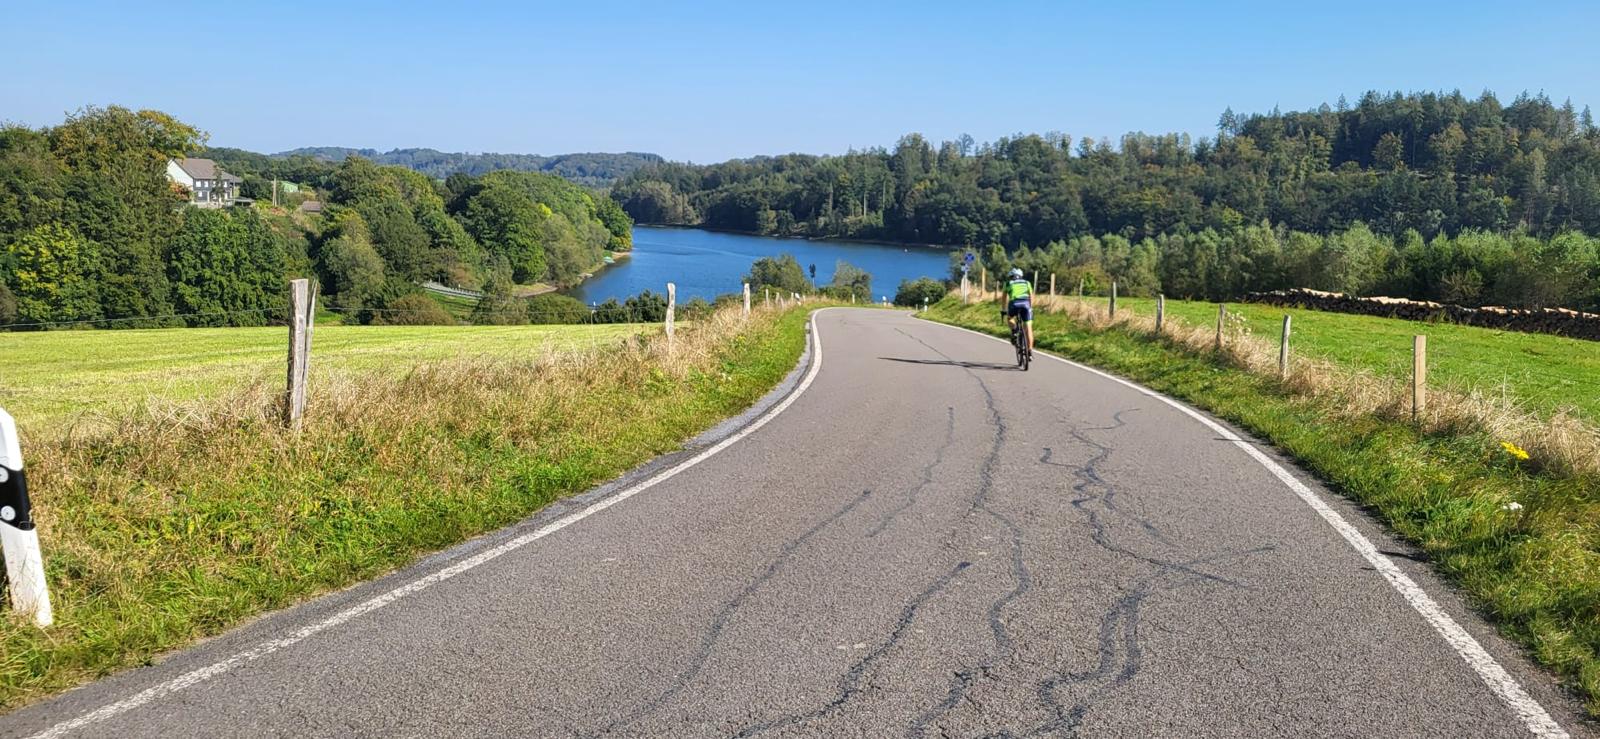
[3,308,1586,738]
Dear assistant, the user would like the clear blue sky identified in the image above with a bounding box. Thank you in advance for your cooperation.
[3,0,1597,163]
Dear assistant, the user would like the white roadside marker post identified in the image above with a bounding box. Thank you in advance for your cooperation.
[1279,315,1292,379]
[285,279,312,430]
[0,408,52,627]
[665,283,676,350]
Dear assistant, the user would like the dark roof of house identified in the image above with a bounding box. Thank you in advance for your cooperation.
[175,158,220,179]
[175,158,240,182]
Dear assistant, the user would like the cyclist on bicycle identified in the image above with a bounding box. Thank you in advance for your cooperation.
[1002,268,1034,353]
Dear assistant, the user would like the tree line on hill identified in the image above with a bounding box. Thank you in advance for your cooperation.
[213,147,661,188]
[0,106,633,328]
[611,90,1600,310]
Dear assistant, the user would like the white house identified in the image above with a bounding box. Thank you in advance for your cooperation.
[166,158,243,207]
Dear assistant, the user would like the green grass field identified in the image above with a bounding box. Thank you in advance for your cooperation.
[1081,296,1600,424]
[0,323,649,429]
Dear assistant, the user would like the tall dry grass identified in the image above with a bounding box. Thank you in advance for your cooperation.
[1032,293,1600,478]
[2,302,806,708]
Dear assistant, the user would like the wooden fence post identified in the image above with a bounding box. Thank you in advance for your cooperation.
[981,268,987,298]
[1413,335,1427,423]
[1209,305,1222,351]
[742,282,750,318]
[1050,273,1056,297]
[1077,275,1085,297]
[0,409,52,627]
[1032,270,1038,291]
[961,274,969,304]
[1279,315,1292,379]
[665,282,676,348]
[1155,294,1165,334]
[285,278,311,429]
[1109,281,1118,318]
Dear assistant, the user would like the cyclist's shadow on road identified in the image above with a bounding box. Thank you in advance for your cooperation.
[878,357,1021,371]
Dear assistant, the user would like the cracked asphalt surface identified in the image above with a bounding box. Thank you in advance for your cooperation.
[2,308,1587,737]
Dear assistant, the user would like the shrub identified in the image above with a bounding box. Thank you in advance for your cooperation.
[894,277,948,307]
[526,293,590,324]
[470,294,529,324]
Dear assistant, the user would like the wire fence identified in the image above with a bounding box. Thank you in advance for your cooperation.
[1,280,795,432]
[0,301,690,330]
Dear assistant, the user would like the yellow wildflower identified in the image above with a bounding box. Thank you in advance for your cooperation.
[1500,441,1530,461]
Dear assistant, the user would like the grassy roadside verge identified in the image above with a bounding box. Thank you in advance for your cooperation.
[1111,295,1600,425]
[924,297,1600,715]
[0,305,811,710]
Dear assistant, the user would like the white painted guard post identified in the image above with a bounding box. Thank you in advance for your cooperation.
[742,283,751,318]
[665,283,676,349]
[0,408,52,627]
[284,278,316,430]
[1279,315,1292,379]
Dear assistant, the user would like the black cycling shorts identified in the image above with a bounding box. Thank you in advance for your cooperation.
[1007,299,1033,322]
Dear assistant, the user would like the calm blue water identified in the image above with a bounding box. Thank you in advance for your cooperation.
[567,226,953,304]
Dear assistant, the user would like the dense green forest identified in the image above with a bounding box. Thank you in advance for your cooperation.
[268,147,661,186]
[613,90,1600,310]
[0,107,632,328]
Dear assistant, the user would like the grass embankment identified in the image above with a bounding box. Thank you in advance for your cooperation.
[0,323,646,430]
[427,291,481,321]
[0,305,810,709]
[926,296,1600,714]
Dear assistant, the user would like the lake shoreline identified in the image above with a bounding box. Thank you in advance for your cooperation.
[568,225,953,304]
[523,251,632,298]
[634,222,959,253]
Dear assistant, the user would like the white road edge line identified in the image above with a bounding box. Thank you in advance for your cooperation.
[29,310,834,739]
[931,318,1568,738]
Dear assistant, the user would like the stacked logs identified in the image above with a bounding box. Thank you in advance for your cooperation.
[1245,288,1600,342]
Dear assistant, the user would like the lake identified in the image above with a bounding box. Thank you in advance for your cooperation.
[566,226,954,304]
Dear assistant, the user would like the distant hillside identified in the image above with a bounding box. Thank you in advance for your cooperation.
[272,147,663,186]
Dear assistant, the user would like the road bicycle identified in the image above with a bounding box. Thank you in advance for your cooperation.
[1010,320,1031,371]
